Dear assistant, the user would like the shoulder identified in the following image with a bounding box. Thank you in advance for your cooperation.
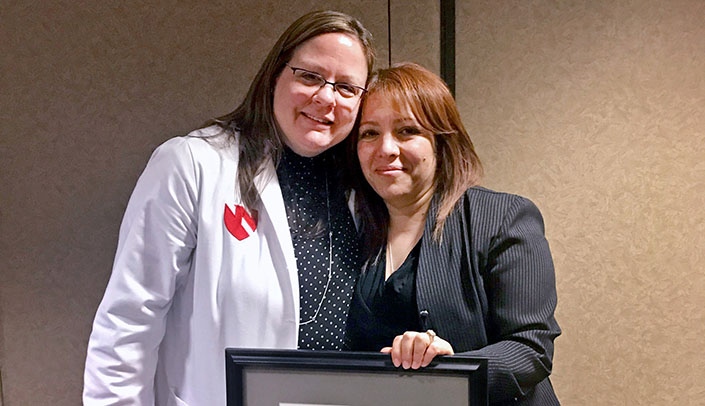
[458,186,544,228]
[150,125,241,167]
[134,126,243,194]
[462,186,533,210]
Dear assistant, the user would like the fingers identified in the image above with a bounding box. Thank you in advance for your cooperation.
[420,336,454,367]
[388,331,454,369]
[389,334,404,367]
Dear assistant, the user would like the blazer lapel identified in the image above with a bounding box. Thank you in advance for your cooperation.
[416,194,488,350]
[417,200,455,328]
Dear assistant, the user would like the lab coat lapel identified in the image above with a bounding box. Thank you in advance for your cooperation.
[255,159,300,324]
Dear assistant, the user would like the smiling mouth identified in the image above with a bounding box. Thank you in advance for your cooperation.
[302,112,333,125]
[377,166,404,174]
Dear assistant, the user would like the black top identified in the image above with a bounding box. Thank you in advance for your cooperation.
[344,240,422,351]
[345,188,561,405]
[276,147,360,350]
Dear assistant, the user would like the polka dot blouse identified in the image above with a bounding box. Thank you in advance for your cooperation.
[276,147,361,350]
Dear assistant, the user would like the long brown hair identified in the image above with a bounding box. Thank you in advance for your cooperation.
[207,10,375,210]
[349,62,482,257]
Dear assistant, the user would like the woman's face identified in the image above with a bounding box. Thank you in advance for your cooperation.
[273,33,368,157]
[357,93,437,208]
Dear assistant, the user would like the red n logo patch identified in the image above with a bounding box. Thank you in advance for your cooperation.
[224,204,258,240]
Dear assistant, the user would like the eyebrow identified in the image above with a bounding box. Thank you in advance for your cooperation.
[359,117,417,127]
[290,61,365,85]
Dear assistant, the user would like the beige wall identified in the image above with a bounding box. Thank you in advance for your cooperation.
[2,1,704,405]
[390,0,440,72]
[456,0,705,404]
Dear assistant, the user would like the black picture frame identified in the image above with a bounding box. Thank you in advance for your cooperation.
[226,348,488,406]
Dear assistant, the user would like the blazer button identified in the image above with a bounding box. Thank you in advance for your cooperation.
[419,310,431,330]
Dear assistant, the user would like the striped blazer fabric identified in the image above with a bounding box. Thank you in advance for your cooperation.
[416,187,561,405]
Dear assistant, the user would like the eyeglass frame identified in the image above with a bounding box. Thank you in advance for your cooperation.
[285,63,367,98]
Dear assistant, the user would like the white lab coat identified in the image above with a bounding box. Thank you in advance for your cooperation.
[84,126,302,405]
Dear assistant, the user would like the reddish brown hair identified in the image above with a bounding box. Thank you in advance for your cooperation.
[350,62,482,255]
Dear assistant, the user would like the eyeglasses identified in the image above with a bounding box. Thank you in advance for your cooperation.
[285,64,367,99]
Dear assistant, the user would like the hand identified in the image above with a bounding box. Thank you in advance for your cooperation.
[380,330,455,369]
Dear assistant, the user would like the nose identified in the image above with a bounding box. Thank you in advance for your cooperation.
[377,133,399,157]
[312,83,336,105]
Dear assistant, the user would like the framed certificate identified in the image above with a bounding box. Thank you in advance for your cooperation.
[225,348,488,406]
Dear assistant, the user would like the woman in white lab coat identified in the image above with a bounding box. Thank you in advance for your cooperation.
[83,10,375,405]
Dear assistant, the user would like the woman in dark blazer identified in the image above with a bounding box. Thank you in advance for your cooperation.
[344,62,561,405]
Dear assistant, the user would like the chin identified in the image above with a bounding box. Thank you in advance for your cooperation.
[293,143,331,157]
[307,135,344,152]
[288,129,348,156]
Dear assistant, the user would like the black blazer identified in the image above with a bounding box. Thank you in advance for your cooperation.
[416,187,561,405]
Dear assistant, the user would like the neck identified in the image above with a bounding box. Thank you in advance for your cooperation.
[384,193,432,279]
[386,188,433,239]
